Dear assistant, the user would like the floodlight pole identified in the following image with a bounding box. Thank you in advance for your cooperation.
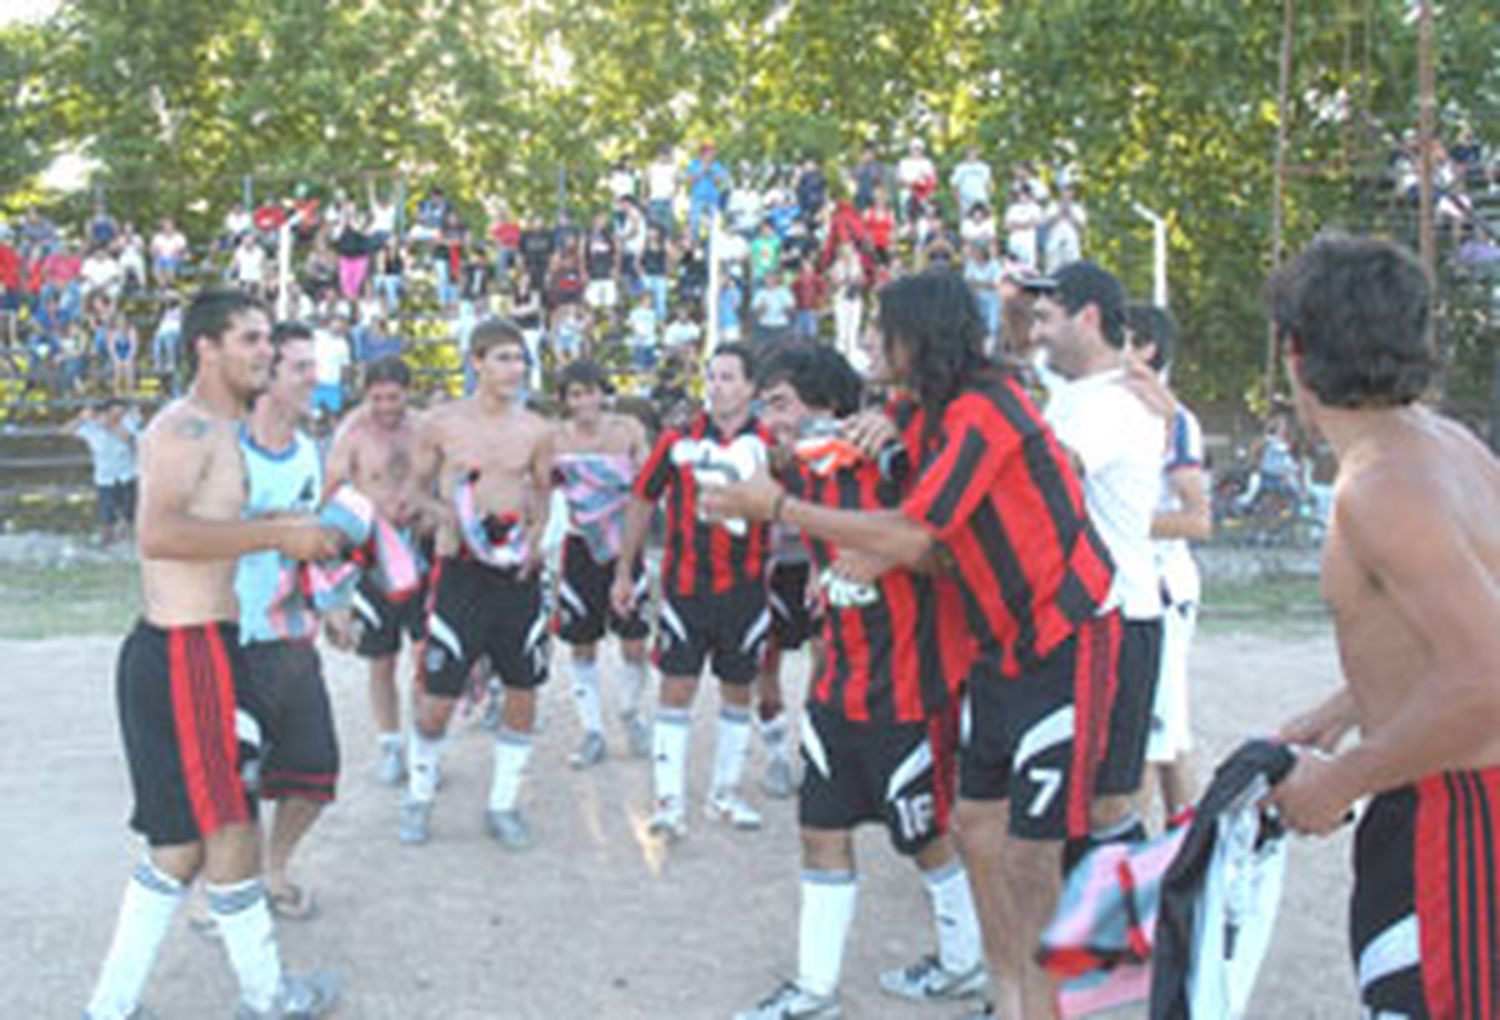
[1131,203,1169,309]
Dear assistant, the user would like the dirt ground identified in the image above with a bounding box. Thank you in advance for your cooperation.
[4,623,1356,1019]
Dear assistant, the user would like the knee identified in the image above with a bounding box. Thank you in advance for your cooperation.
[720,681,752,708]
[801,829,855,873]
[660,676,697,708]
[954,801,1006,863]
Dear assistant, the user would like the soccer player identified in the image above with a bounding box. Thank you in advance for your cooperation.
[612,343,774,838]
[232,321,340,921]
[1026,262,1165,853]
[84,290,340,1019]
[734,343,984,1020]
[326,356,426,785]
[1268,235,1500,1018]
[550,359,654,766]
[1128,302,1212,821]
[704,271,1115,1019]
[399,319,554,849]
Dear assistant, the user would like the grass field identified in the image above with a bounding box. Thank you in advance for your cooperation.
[0,559,140,639]
[0,556,1324,641]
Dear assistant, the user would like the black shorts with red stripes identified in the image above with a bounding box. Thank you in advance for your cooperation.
[959,612,1121,841]
[116,620,263,847]
[1353,768,1500,1019]
[352,573,426,659]
[553,534,648,646]
[1094,616,1163,796]
[654,584,770,685]
[240,640,339,803]
[799,700,958,857]
[422,556,550,697]
[768,560,820,652]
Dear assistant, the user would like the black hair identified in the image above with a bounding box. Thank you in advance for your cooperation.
[365,355,412,390]
[1268,234,1434,408]
[876,270,998,416]
[710,341,757,382]
[179,288,268,377]
[557,358,610,399]
[756,342,863,417]
[1126,302,1178,372]
[269,320,314,376]
[470,317,527,362]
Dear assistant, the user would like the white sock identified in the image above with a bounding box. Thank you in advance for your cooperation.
[86,861,185,1020]
[711,704,752,794]
[407,729,445,801]
[921,857,983,974]
[653,708,691,806]
[618,659,648,717]
[571,659,603,734]
[208,879,282,1013]
[759,709,790,762]
[797,869,858,997]
[378,731,402,754]
[489,726,533,813]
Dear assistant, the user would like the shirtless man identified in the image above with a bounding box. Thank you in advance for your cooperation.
[84,289,341,1020]
[549,359,653,767]
[326,355,424,785]
[1269,235,1500,1018]
[399,318,554,849]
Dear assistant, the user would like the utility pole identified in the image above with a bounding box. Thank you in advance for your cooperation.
[1415,0,1439,351]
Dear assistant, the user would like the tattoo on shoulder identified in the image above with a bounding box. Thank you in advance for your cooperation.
[175,416,213,440]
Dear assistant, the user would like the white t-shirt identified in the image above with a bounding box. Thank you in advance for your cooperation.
[233,244,266,284]
[609,168,638,200]
[1004,198,1042,268]
[663,319,701,349]
[715,231,749,271]
[647,161,678,203]
[1044,202,1088,272]
[1156,405,1205,606]
[897,154,936,189]
[81,254,121,292]
[1044,368,1164,620]
[313,330,350,386]
[727,188,764,235]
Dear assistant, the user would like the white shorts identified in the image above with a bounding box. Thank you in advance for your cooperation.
[1146,600,1196,763]
[584,279,618,310]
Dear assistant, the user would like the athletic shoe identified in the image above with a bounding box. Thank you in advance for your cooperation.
[398,796,433,845]
[235,969,343,1019]
[733,980,841,1020]
[877,954,987,1002]
[375,743,405,786]
[622,710,651,758]
[761,754,796,799]
[485,808,534,850]
[647,797,687,841]
[705,789,763,830]
[569,731,607,770]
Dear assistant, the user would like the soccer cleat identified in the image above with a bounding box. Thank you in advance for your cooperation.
[485,808,534,851]
[569,731,607,770]
[647,798,687,841]
[375,743,405,786]
[398,795,433,845]
[235,969,343,1019]
[877,954,987,1002]
[733,980,841,1020]
[622,711,651,758]
[761,754,796,800]
[706,789,763,830]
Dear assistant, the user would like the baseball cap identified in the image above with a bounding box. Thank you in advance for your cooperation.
[1021,260,1127,346]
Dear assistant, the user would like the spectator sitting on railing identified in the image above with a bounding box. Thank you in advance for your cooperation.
[67,397,142,547]
[117,225,147,296]
[104,314,138,395]
[150,296,182,384]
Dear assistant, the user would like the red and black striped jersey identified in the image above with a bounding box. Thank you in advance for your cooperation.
[632,412,773,598]
[789,454,974,725]
[898,378,1115,679]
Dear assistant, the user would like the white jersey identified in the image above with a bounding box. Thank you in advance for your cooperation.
[1045,368,1164,620]
[1155,405,1205,606]
[235,428,323,645]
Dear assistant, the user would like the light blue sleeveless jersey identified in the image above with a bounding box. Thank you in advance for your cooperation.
[235,427,323,644]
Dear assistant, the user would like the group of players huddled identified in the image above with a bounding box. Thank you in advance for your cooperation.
[83,233,1500,1020]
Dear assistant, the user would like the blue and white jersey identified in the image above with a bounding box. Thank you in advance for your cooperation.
[1155,405,1204,606]
[235,427,323,645]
